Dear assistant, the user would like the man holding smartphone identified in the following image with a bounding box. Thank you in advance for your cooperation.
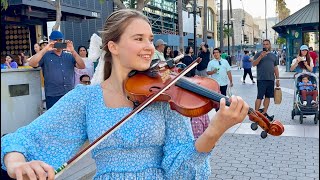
[29,30,85,109]
[252,39,280,121]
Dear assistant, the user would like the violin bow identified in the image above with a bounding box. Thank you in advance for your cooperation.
[54,58,202,178]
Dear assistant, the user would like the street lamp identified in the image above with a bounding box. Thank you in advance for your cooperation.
[223,17,234,64]
[186,0,202,56]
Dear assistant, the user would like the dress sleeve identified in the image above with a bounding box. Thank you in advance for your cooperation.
[161,103,213,179]
[1,85,89,170]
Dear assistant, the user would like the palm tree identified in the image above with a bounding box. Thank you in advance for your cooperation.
[1,0,8,10]
[223,27,233,38]
[276,0,290,21]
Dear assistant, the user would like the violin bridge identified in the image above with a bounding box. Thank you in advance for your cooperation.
[160,69,171,83]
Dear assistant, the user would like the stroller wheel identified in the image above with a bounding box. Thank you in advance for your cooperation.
[314,114,319,124]
[299,113,303,124]
[291,110,295,120]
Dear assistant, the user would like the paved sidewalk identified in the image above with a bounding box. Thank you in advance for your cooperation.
[234,64,319,79]
[57,65,319,180]
[209,134,319,180]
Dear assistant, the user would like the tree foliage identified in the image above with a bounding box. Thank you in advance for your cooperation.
[1,0,8,10]
[223,27,233,38]
[276,37,286,45]
[276,0,290,21]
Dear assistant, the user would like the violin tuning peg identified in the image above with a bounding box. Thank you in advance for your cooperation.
[250,122,258,131]
[260,131,268,139]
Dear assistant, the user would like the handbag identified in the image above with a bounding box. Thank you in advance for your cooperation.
[274,87,282,104]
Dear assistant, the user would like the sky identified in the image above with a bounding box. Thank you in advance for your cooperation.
[221,0,310,18]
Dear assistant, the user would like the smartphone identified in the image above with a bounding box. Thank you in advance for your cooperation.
[263,48,267,51]
[54,42,67,49]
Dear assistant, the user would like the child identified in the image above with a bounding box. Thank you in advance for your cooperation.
[298,74,318,105]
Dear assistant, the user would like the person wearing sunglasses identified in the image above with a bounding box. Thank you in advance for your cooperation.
[80,74,91,85]
[207,48,233,96]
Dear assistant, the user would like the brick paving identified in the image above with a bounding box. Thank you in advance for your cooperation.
[209,67,319,180]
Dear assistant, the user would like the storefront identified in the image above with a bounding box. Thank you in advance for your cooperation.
[273,0,319,72]
[1,0,102,57]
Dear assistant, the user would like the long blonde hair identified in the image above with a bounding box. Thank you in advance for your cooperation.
[100,9,150,80]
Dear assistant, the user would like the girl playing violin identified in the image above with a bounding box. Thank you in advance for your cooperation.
[1,9,249,180]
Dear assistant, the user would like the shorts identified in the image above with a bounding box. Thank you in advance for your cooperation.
[257,80,274,99]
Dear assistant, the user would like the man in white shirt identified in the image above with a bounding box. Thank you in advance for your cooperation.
[152,39,167,62]
[207,48,233,96]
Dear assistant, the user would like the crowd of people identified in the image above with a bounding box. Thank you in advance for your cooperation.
[0,8,318,180]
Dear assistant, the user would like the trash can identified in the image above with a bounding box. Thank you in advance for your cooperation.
[1,68,42,136]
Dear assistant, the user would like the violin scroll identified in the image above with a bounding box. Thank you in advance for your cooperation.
[248,110,285,138]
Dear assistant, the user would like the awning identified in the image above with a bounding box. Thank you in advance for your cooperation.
[272,0,319,33]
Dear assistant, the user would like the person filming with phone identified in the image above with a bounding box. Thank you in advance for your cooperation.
[290,45,314,73]
[29,30,85,110]
[252,39,280,121]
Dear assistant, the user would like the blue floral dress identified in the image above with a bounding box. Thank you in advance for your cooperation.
[1,85,212,179]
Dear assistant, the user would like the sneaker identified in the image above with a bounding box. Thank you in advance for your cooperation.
[263,113,274,121]
[303,101,307,106]
[242,81,246,84]
[252,80,256,83]
[311,100,317,105]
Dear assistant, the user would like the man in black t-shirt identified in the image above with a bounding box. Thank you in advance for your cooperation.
[252,39,280,121]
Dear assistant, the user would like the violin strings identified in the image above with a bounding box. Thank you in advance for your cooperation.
[177,78,229,103]
[177,78,256,115]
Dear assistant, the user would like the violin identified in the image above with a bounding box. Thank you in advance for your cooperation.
[54,57,284,177]
[125,58,284,139]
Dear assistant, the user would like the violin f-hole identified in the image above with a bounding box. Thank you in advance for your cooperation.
[149,86,162,92]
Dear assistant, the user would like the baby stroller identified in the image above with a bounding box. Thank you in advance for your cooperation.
[291,72,319,124]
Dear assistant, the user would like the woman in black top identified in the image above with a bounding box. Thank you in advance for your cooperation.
[181,46,196,77]
[196,43,210,76]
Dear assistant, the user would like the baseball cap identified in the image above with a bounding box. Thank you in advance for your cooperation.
[39,39,48,45]
[49,31,64,40]
[300,45,309,51]
[155,39,167,46]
